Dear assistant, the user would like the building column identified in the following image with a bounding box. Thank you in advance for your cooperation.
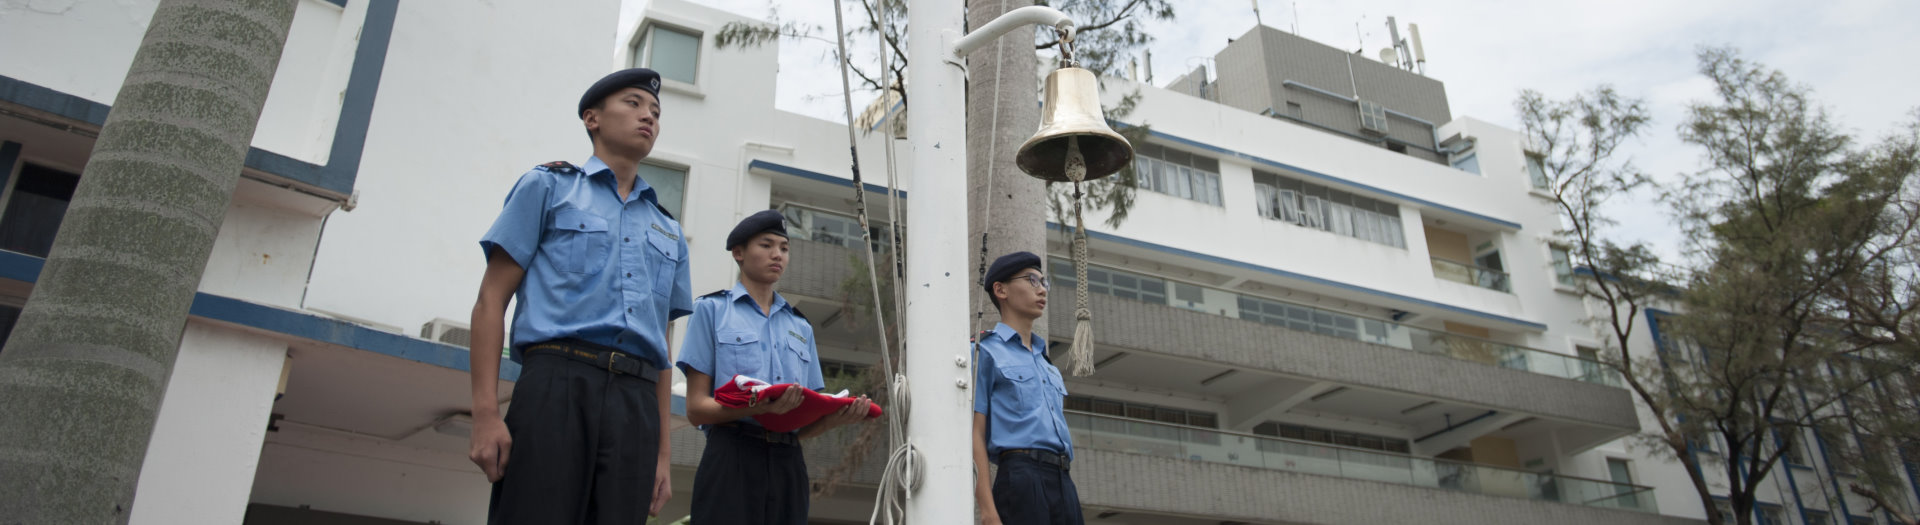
[129,320,289,525]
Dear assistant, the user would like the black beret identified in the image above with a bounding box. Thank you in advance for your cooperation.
[726,209,789,250]
[578,68,662,117]
[983,251,1044,296]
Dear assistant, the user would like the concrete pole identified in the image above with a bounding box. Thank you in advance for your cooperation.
[904,0,975,521]
[907,4,1073,522]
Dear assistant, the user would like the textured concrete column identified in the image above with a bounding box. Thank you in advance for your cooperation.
[966,0,1046,333]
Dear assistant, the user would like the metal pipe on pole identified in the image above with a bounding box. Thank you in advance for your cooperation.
[903,2,1073,522]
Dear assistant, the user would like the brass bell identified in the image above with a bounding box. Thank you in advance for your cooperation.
[1015,67,1135,182]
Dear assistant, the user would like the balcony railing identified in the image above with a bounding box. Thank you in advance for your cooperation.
[1066,410,1659,513]
[1431,257,1511,292]
[1054,259,1622,387]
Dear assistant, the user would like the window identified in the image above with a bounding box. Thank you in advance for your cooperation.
[0,163,81,257]
[1550,246,1575,286]
[1252,170,1406,248]
[1850,516,1876,525]
[1758,506,1786,525]
[1253,421,1411,455]
[0,302,20,354]
[1606,458,1639,508]
[1236,294,1365,342]
[1779,428,1811,466]
[1805,510,1831,525]
[1065,394,1219,445]
[635,23,700,85]
[779,204,895,253]
[1451,152,1481,175]
[1051,260,1167,305]
[1132,143,1222,206]
[1713,500,1736,523]
[636,162,687,219]
[1527,155,1551,189]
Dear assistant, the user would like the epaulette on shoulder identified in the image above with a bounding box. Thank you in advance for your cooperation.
[651,199,676,221]
[699,289,729,299]
[534,161,580,174]
[789,306,809,321]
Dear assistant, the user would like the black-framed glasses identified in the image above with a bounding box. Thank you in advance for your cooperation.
[1014,274,1049,290]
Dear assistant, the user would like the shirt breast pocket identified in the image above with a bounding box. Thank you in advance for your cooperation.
[996,365,1037,412]
[551,208,609,274]
[717,330,763,379]
[646,228,681,296]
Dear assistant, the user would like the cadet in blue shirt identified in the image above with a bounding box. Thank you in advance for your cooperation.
[972,251,1082,525]
[468,68,690,524]
[677,209,872,524]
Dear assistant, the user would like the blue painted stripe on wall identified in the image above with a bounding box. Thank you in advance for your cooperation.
[317,0,396,194]
[0,249,523,381]
[1118,123,1525,231]
[748,159,907,198]
[1,249,693,415]
[1051,222,1549,330]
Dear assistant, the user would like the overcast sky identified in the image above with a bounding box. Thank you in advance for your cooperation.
[620,0,1920,262]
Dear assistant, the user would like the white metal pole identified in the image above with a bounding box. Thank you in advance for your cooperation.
[903,0,972,521]
[904,4,1073,522]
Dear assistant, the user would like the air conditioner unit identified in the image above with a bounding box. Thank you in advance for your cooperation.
[1357,100,1390,135]
[421,318,472,348]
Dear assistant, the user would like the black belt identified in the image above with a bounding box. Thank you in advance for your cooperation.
[524,339,660,382]
[1000,448,1070,471]
[713,422,799,446]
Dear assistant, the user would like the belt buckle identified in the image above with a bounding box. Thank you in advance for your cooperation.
[605,351,622,374]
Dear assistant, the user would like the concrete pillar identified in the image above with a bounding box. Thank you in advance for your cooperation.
[130,321,288,525]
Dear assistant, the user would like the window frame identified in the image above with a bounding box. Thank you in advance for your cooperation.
[632,20,704,89]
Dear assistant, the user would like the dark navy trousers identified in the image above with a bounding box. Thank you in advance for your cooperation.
[488,353,660,525]
[993,453,1085,525]
[690,424,810,524]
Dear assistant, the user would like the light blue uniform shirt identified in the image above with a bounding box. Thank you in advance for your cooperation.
[479,156,693,370]
[676,283,825,426]
[973,323,1073,462]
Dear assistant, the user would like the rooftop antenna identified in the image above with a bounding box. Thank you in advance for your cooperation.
[1354,19,1364,54]
[1251,0,1262,26]
[1143,49,1154,84]
[1408,23,1428,75]
[1291,1,1299,34]
[1385,16,1409,69]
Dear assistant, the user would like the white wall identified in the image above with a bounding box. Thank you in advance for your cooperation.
[300,0,626,334]
[130,321,289,525]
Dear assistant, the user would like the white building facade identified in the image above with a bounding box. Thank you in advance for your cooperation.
[1,0,1913,523]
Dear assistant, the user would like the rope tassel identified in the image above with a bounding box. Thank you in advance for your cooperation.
[1065,137,1096,377]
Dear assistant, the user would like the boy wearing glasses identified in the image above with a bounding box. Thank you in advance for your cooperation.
[971,251,1083,525]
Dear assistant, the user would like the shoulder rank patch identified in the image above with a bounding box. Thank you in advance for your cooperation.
[699,289,729,299]
[536,161,579,173]
[650,200,676,221]
[788,305,808,321]
[788,330,809,345]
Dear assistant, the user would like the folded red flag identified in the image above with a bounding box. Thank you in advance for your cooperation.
[711,375,884,432]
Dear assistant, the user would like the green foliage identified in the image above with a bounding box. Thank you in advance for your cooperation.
[1655,46,1920,525]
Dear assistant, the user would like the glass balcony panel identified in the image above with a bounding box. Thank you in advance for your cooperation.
[1068,411,1660,513]
[1042,258,1615,386]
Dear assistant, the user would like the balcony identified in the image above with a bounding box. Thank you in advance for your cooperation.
[1431,256,1512,293]
[1048,290,1640,438]
[1052,259,1616,387]
[1068,411,1704,525]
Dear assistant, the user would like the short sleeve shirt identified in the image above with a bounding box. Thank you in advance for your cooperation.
[479,156,694,370]
[676,283,825,426]
[972,323,1073,461]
